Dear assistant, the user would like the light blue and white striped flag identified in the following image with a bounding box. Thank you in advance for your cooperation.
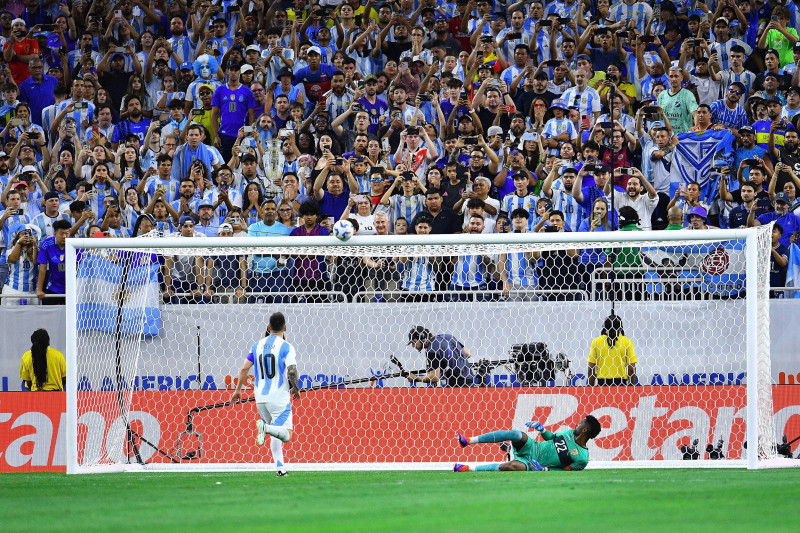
[76,251,161,337]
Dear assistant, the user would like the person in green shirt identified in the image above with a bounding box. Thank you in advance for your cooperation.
[657,66,699,134]
[758,7,799,67]
[453,416,601,472]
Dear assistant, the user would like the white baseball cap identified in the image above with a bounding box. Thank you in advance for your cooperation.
[307,46,322,56]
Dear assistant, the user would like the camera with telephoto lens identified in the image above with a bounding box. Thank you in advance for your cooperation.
[510,343,556,386]
[680,439,701,460]
[706,439,725,460]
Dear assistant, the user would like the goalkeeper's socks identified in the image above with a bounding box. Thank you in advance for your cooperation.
[475,463,500,472]
[265,424,290,443]
[473,430,523,445]
[270,437,285,469]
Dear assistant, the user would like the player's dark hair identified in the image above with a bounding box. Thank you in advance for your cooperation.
[347,218,360,232]
[30,328,50,390]
[585,415,601,439]
[298,200,321,217]
[269,312,287,333]
[53,219,72,231]
[510,207,530,220]
[602,314,624,348]
[774,222,784,236]
[466,198,485,210]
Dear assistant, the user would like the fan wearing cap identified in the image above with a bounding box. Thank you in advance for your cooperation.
[782,85,800,120]
[749,191,800,246]
[752,96,787,150]
[406,326,475,387]
[541,99,578,154]
[752,70,786,106]
[292,45,338,106]
[2,19,39,85]
[30,191,71,239]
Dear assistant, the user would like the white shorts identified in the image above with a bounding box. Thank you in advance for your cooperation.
[1,286,40,306]
[256,400,293,431]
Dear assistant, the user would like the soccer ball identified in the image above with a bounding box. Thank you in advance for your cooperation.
[333,220,355,241]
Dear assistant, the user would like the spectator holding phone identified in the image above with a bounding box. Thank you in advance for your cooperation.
[3,224,38,305]
[2,19,40,85]
[0,188,31,293]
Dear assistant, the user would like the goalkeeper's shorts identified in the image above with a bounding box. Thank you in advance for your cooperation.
[512,437,539,471]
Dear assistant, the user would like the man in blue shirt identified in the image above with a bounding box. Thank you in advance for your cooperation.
[36,219,70,305]
[18,57,58,128]
[247,199,292,304]
[407,326,475,387]
[211,61,257,161]
[749,192,800,247]
[112,96,151,146]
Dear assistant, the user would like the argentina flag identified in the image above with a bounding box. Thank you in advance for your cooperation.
[787,244,800,299]
[76,251,161,337]
[669,130,736,202]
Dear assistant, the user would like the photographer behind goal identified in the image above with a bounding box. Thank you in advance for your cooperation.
[407,326,475,387]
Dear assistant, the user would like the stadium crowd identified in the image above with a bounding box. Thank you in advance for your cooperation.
[0,0,799,304]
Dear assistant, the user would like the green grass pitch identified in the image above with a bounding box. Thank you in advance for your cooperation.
[3,469,799,532]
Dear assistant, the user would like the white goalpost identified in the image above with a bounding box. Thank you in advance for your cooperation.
[65,226,789,473]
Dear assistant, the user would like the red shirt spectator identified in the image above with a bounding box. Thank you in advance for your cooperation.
[2,19,39,85]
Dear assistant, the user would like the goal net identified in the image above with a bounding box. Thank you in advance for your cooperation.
[65,225,784,473]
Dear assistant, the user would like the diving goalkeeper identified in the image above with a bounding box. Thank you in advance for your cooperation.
[453,416,601,472]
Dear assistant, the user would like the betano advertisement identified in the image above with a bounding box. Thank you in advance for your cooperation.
[2,386,799,472]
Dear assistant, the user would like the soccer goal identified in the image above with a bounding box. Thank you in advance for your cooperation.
[65,225,789,473]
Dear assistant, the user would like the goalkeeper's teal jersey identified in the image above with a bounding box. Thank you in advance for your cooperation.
[524,429,589,471]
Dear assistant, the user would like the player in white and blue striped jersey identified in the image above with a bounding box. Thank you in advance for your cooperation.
[710,82,749,129]
[400,216,436,296]
[541,163,585,233]
[500,173,538,219]
[609,1,653,35]
[450,216,493,299]
[541,99,578,156]
[500,209,537,299]
[231,312,300,477]
[381,173,426,227]
[31,192,72,239]
[2,225,39,306]
[561,70,602,121]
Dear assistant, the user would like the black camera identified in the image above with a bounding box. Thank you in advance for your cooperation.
[510,343,555,386]
[406,126,419,135]
[680,439,700,460]
[544,225,559,233]
[419,94,432,102]
[706,439,725,460]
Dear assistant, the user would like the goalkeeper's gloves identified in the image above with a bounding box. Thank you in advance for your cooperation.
[526,421,545,432]
[529,460,548,472]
